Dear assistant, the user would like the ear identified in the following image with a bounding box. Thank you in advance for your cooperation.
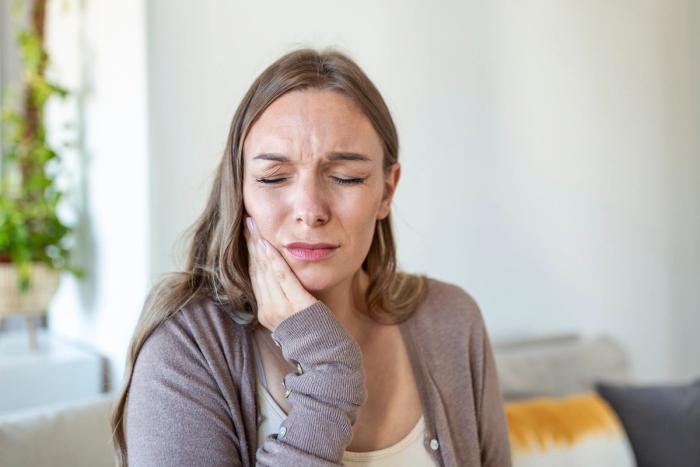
[377,162,401,220]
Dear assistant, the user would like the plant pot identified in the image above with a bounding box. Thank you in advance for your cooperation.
[0,263,61,316]
[0,263,60,350]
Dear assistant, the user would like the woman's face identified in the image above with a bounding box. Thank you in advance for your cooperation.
[242,89,400,293]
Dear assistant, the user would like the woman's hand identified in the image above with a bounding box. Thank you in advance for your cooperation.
[244,216,319,332]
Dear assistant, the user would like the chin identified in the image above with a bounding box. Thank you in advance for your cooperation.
[297,274,334,293]
[293,267,341,293]
[288,252,364,293]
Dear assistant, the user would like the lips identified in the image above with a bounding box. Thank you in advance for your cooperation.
[285,242,338,249]
[284,242,339,261]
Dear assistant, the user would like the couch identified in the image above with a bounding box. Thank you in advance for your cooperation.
[0,393,114,467]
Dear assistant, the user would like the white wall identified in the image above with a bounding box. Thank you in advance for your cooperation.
[479,0,700,381]
[45,0,150,387]
[42,0,698,388]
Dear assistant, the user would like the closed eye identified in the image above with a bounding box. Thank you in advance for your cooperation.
[255,177,286,185]
[255,177,366,185]
[332,177,366,185]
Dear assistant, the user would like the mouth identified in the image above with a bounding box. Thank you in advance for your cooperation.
[284,242,339,261]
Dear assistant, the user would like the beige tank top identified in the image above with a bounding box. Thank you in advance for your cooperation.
[253,340,435,466]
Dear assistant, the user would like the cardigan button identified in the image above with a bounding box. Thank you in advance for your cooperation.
[429,438,440,451]
[278,425,287,439]
[282,376,291,398]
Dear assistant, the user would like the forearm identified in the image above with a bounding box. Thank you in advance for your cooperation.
[255,301,367,465]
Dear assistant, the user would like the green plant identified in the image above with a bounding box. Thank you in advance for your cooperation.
[0,0,81,291]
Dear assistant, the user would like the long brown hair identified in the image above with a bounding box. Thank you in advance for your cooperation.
[110,47,426,465]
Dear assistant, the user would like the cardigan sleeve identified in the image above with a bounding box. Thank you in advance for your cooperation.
[125,300,367,467]
[255,301,367,466]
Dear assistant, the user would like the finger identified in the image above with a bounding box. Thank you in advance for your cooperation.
[246,219,301,319]
[257,238,288,304]
[244,218,268,306]
[247,220,288,326]
[247,218,274,276]
[243,219,254,258]
[245,218,268,271]
[244,217,257,256]
[261,239,317,310]
[244,227,260,276]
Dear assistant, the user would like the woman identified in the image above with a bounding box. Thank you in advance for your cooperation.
[111,48,512,467]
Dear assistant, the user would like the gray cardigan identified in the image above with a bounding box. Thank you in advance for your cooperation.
[125,277,512,466]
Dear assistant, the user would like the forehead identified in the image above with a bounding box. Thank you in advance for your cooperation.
[243,89,383,161]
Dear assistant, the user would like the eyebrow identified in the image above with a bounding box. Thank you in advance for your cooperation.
[253,152,373,163]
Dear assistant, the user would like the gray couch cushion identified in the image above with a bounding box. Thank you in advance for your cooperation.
[0,394,115,467]
[596,379,700,467]
[494,334,631,400]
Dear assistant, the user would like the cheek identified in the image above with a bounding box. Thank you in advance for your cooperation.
[243,189,261,217]
[243,186,283,237]
[342,196,381,246]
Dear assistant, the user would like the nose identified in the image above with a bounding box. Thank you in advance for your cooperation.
[294,174,330,226]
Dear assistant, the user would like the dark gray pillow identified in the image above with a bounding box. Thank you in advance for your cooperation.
[596,379,700,467]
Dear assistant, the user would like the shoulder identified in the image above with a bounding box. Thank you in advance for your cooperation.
[416,276,486,329]
[136,295,252,376]
[126,296,254,465]
[407,277,497,388]
[172,295,251,339]
[403,275,491,351]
